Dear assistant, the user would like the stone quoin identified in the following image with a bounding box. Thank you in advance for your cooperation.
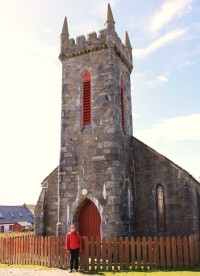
[35,4,200,238]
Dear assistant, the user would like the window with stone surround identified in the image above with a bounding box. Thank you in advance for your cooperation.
[120,77,125,132]
[157,185,166,231]
[82,70,92,129]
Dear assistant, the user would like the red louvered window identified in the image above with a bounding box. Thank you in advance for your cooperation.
[120,78,125,132]
[82,71,92,129]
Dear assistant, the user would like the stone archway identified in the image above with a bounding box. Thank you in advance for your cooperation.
[78,199,101,238]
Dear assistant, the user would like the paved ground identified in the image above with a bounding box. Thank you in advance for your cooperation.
[0,268,79,276]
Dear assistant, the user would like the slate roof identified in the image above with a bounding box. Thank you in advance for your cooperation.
[0,204,34,224]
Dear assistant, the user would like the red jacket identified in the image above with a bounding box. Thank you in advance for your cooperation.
[66,231,82,251]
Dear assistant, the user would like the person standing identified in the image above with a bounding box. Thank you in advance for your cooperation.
[66,224,82,272]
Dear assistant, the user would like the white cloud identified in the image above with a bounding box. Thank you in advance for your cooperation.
[148,0,192,34]
[135,114,200,143]
[134,28,187,59]
[156,75,168,83]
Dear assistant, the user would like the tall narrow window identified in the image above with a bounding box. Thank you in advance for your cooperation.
[157,185,166,231]
[120,78,125,132]
[82,71,91,129]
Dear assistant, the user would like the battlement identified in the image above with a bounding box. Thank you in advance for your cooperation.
[59,4,133,72]
[60,27,132,72]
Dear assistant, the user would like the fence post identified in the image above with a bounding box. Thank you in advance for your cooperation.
[119,237,124,270]
[177,236,183,268]
[84,237,89,271]
[90,237,95,272]
[108,237,113,271]
[136,236,141,269]
[154,236,159,269]
[160,236,165,269]
[148,237,153,269]
[113,237,118,271]
[125,237,130,270]
[196,234,200,264]
[166,236,171,269]
[0,237,2,263]
[172,236,177,269]
[183,235,190,269]
[131,237,135,270]
[96,237,101,271]
[189,234,198,267]
[142,237,147,270]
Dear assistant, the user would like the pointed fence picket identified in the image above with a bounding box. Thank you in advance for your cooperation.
[0,234,199,271]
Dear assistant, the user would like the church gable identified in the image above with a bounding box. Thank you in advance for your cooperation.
[132,136,200,236]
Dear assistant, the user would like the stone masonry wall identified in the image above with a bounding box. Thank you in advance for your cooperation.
[132,137,200,236]
[58,29,134,237]
[35,168,58,236]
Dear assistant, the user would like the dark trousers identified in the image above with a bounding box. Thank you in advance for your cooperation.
[70,248,79,270]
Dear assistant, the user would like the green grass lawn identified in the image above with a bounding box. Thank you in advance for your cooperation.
[80,266,200,276]
[102,271,200,276]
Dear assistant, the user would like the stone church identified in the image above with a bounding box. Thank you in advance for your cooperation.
[35,4,200,238]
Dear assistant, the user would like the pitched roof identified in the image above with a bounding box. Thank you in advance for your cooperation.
[14,221,32,227]
[0,204,34,224]
[132,136,200,185]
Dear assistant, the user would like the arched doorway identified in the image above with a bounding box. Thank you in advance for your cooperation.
[78,199,101,238]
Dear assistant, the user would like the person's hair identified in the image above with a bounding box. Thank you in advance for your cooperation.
[70,224,76,229]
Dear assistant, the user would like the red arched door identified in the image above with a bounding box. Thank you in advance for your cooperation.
[78,199,101,238]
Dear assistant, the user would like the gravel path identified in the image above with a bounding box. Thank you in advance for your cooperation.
[0,268,79,276]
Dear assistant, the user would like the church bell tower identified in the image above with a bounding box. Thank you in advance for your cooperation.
[57,4,134,237]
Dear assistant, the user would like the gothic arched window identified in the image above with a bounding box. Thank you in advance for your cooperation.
[82,71,92,129]
[157,185,166,231]
[120,77,125,132]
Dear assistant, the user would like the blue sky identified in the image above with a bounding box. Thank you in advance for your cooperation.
[0,0,199,204]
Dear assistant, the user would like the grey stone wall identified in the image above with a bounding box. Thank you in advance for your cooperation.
[58,25,134,237]
[132,137,200,236]
[35,168,58,236]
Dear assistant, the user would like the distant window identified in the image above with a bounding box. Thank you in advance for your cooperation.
[82,70,92,129]
[0,213,4,218]
[157,185,166,231]
[120,77,125,132]
[18,212,23,217]
[9,212,15,218]
[9,225,13,232]
[0,226,4,233]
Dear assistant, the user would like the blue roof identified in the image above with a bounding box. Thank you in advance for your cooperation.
[0,205,34,224]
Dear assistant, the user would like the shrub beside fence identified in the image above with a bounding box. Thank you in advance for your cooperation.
[0,234,199,271]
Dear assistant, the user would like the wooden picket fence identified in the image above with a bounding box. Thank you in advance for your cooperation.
[0,234,199,271]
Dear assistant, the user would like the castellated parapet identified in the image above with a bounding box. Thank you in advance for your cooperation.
[59,27,133,73]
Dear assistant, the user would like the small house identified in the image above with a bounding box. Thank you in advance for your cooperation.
[0,204,34,233]
[13,221,33,232]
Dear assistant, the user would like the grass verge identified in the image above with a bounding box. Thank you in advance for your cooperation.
[79,265,200,275]
[0,264,56,270]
